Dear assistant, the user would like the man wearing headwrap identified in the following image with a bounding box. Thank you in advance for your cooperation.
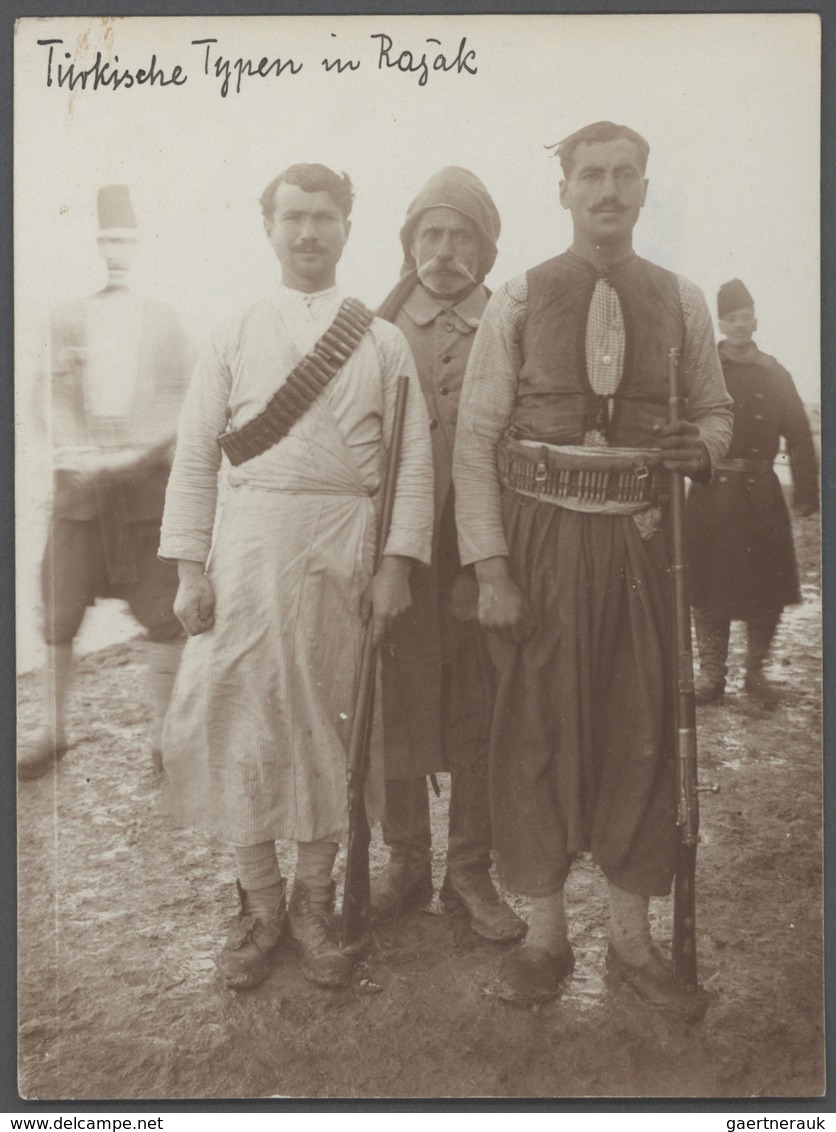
[18,185,191,781]
[686,279,818,705]
[454,122,733,1013]
[374,167,526,943]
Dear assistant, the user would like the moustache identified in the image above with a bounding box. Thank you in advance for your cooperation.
[417,256,478,286]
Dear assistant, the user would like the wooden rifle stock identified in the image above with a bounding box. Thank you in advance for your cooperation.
[341,374,410,953]
[667,347,701,993]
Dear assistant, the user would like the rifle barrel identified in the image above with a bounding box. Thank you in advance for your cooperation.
[344,375,409,781]
[341,375,411,951]
[668,347,701,991]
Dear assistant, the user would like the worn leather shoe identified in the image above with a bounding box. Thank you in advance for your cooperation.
[218,879,287,991]
[606,944,708,1020]
[499,940,575,1003]
[441,868,527,942]
[17,732,68,781]
[370,857,433,923]
[288,879,353,988]
[694,671,725,704]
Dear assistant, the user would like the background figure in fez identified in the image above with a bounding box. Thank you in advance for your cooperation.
[17,185,192,781]
[686,278,819,706]
[375,167,525,943]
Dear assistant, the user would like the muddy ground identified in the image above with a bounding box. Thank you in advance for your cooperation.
[16,509,824,1102]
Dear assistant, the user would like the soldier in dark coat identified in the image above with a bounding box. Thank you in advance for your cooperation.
[687,279,819,704]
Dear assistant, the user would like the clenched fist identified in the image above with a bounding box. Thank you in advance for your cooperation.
[359,555,412,646]
[174,561,216,636]
[474,556,536,643]
[653,420,709,476]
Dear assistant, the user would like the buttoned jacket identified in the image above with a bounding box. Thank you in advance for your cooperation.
[379,281,491,778]
[392,284,488,536]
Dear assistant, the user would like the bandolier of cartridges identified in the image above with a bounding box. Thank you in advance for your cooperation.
[218,298,375,466]
[498,440,667,507]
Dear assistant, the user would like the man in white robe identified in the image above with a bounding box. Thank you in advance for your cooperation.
[160,164,434,992]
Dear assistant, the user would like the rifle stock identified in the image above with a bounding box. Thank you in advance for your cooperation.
[667,347,701,992]
[341,374,410,953]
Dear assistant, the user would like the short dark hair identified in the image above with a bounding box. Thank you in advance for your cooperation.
[553,122,650,178]
[259,164,355,221]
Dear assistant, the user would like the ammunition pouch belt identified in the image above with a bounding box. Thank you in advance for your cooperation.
[498,435,667,512]
[715,458,771,476]
[218,297,375,466]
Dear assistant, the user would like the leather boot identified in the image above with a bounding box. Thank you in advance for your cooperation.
[498,891,571,1002]
[441,769,526,942]
[288,879,353,988]
[218,879,286,991]
[500,941,575,1002]
[371,777,433,922]
[744,616,781,705]
[605,881,709,1020]
[693,611,730,704]
[605,944,708,1021]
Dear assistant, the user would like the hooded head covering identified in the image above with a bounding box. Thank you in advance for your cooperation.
[97,184,137,237]
[717,278,754,319]
[398,166,501,282]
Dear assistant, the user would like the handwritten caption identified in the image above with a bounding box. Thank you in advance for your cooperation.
[38,33,478,97]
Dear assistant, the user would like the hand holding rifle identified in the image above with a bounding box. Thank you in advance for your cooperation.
[360,555,413,647]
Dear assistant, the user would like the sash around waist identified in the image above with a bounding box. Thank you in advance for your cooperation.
[226,474,379,498]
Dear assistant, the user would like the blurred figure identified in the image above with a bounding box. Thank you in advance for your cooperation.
[687,279,819,706]
[18,185,191,780]
[374,167,525,943]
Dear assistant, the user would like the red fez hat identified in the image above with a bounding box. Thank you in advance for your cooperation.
[717,278,754,319]
[97,184,137,233]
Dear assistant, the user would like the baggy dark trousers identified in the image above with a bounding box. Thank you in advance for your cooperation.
[487,491,677,898]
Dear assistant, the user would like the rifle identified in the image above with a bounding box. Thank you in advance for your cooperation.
[341,374,410,953]
[667,346,712,995]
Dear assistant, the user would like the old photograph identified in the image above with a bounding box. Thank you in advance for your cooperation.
[13,12,823,1101]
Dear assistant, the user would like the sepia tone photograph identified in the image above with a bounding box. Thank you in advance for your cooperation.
[13,12,823,1101]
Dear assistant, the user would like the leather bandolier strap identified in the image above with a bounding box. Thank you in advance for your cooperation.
[498,435,668,509]
[217,297,375,466]
[715,458,771,476]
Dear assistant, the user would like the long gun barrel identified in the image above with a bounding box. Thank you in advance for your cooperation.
[667,347,701,993]
[341,374,410,953]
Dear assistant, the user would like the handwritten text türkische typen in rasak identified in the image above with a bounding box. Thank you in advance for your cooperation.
[38,33,479,97]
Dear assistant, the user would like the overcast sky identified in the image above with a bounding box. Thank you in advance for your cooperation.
[14,13,821,402]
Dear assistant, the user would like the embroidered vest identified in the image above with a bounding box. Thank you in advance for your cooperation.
[509,252,685,447]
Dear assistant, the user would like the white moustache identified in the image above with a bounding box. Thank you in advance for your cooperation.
[417,257,478,287]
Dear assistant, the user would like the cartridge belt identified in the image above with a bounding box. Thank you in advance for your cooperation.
[498,436,667,511]
[715,458,771,475]
[218,297,375,466]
